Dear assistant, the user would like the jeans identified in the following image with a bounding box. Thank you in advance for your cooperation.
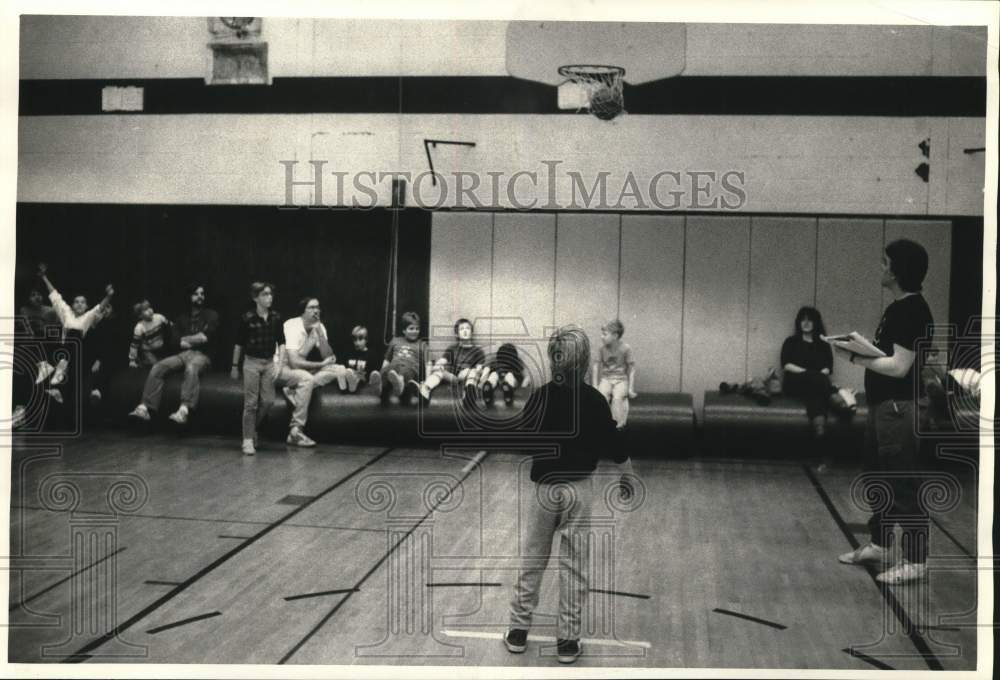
[862,399,928,564]
[276,364,342,429]
[141,350,211,411]
[510,476,593,641]
[242,357,277,440]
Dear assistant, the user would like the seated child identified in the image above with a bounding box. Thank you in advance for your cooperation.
[128,300,172,367]
[339,325,382,393]
[379,311,426,405]
[479,342,528,406]
[413,318,485,404]
[592,319,637,429]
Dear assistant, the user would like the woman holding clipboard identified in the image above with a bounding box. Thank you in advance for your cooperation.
[830,239,934,585]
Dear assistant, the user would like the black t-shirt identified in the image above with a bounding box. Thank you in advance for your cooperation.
[443,343,485,371]
[864,293,934,404]
[520,381,625,483]
[344,347,375,378]
[780,336,833,374]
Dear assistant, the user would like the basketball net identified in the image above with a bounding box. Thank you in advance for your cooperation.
[558,65,625,121]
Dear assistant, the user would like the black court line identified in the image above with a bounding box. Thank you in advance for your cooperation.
[63,447,396,662]
[146,611,221,635]
[278,451,488,664]
[276,494,317,505]
[712,608,786,630]
[930,516,976,560]
[842,648,895,670]
[16,504,389,534]
[9,547,126,612]
[143,580,183,587]
[217,534,254,540]
[590,588,651,600]
[426,582,502,588]
[924,624,961,632]
[284,588,360,602]
[803,465,944,671]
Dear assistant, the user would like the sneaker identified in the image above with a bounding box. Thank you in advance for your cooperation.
[876,560,927,584]
[387,370,404,397]
[838,541,889,566]
[368,370,381,391]
[411,380,431,404]
[168,406,189,425]
[89,389,102,407]
[556,639,581,664]
[380,379,393,406]
[287,427,316,447]
[46,388,64,404]
[128,404,151,422]
[35,361,55,384]
[501,383,514,406]
[242,440,256,456]
[462,383,477,407]
[503,628,528,654]
[12,405,27,429]
[482,381,495,406]
[282,385,297,407]
[50,359,69,386]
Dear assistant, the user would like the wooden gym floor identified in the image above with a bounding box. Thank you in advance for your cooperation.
[6,431,979,669]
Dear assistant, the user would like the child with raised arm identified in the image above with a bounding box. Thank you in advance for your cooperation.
[592,319,637,429]
[413,318,485,404]
[339,325,381,393]
[128,299,172,367]
[379,311,426,405]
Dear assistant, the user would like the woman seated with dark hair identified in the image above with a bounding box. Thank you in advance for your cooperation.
[781,306,836,439]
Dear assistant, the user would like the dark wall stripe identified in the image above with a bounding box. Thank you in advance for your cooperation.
[20,76,985,117]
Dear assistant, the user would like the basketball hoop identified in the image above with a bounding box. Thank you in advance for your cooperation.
[558,64,625,120]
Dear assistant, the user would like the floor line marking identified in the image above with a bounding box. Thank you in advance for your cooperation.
[146,611,221,635]
[9,547,126,612]
[284,588,359,601]
[842,647,895,670]
[802,464,944,671]
[439,629,652,649]
[712,608,786,630]
[277,450,491,663]
[590,587,651,600]
[62,446,397,662]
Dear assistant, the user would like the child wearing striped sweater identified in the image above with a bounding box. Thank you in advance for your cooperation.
[129,300,171,367]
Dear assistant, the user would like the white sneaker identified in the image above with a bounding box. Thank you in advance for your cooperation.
[168,406,189,425]
[50,359,69,386]
[368,370,381,391]
[387,370,404,396]
[35,361,54,384]
[89,389,102,406]
[242,439,256,456]
[46,388,64,404]
[128,404,151,422]
[839,541,889,565]
[12,405,27,429]
[876,560,927,584]
[287,427,316,447]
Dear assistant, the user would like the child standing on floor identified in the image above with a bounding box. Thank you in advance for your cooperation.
[414,318,485,404]
[231,282,284,456]
[339,325,382,393]
[379,311,426,405]
[128,300,172,367]
[592,319,637,429]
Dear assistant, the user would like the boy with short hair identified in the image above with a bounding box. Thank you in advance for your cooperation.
[231,282,284,455]
[379,311,426,405]
[592,319,637,429]
[413,317,485,404]
[339,325,381,393]
[128,300,172,367]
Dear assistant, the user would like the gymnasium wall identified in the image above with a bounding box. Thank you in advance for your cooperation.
[428,212,955,413]
[19,18,988,79]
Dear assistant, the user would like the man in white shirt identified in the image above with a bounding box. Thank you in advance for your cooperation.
[275,296,343,447]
